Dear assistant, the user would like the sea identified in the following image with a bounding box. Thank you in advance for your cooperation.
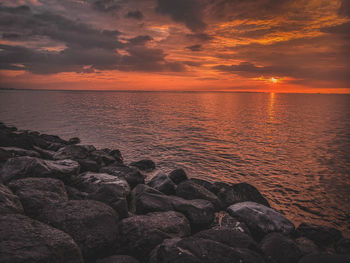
[1,90,349,235]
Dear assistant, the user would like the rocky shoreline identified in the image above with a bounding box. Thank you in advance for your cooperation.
[0,122,349,263]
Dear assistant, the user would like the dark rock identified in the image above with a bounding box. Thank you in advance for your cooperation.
[40,133,68,145]
[295,223,343,247]
[149,237,264,263]
[211,181,232,195]
[190,178,215,191]
[69,137,81,144]
[0,182,24,214]
[40,200,119,263]
[90,150,116,166]
[72,172,130,195]
[97,255,140,263]
[227,201,295,239]
[9,177,68,218]
[0,146,40,158]
[169,168,188,184]
[298,253,350,263]
[295,237,320,256]
[108,149,123,164]
[211,211,251,235]
[0,129,48,150]
[130,159,155,171]
[101,164,144,188]
[0,213,83,263]
[176,180,222,210]
[77,158,100,172]
[148,172,176,195]
[79,144,97,152]
[66,185,88,200]
[0,147,12,163]
[259,233,302,263]
[88,184,128,219]
[0,156,80,183]
[32,145,55,159]
[218,182,270,208]
[118,211,190,260]
[336,238,350,254]
[53,145,89,160]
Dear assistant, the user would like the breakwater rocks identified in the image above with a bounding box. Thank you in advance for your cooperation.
[0,122,349,263]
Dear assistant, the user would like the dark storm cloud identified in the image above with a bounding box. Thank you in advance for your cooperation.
[90,0,121,13]
[186,44,202,51]
[186,33,213,42]
[339,0,350,17]
[322,22,350,40]
[156,0,207,32]
[128,35,153,45]
[125,10,144,20]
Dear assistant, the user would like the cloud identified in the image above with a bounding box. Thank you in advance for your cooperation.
[339,0,350,17]
[186,33,213,41]
[156,0,207,32]
[186,44,202,51]
[90,0,121,13]
[125,10,143,20]
[128,35,153,45]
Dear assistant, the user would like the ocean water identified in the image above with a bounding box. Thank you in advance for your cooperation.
[1,90,350,235]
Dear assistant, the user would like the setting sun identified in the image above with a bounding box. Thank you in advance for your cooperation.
[271,77,278,84]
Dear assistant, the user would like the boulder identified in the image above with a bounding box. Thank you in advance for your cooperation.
[69,137,81,144]
[0,214,83,263]
[0,147,12,163]
[295,223,343,247]
[227,201,295,239]
[148,172,176,195]
[0,182,24,214]
[149,237,264,263]
[101,164,144,188]
[77,158,100,173]
[53,145,89,160]
[0,146,40,158]
[118,211,190,260]
[336,238,350,254]
[169,168,188,184]
[217,182,270,208]
[89,150,117,166]
[295,237,320,256]
[72,172,130,195]
[40,133,68,145]
[40,200,119,263]
[32,145,56,159]
[65,185,88,200]
[211,211,251,235]
[259,233,302,263]
[97,255,140,263]
[130,159,155,171]
[176,180,222,210]
[8,177,68,218]
[0,156,80,183]
[298,253,350,263]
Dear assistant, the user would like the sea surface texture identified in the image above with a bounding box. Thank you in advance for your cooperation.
[1,90,349,235]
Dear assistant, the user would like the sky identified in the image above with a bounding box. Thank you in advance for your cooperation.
[0,0,349,93]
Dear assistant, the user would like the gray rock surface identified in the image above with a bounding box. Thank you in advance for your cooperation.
[148,172,176,195]
[0,182,24,214]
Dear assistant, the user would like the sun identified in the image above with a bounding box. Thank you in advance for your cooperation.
[270,77,278,84]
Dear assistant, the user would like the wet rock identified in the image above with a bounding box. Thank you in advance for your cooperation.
[53,145,89,160]
[259,233,302,263]
[130,159,155,171]
[211,211,251,235]
[169,168,188,184]
[0,146,40,158]
[97,255,140,263]
[0,182,24,214]
[106,149,123,164]
[90,150,116,166]
[101,164,144,188]
[0,156,80,183]
[69,137,81,144]
[40,200,119,263]
[218,182,270,208]
[298,253,350,263]
[295,223,343,247]
[176,180,222,210]
[66,185,88,200]
[32,145,56,159]
[72,172,130,195]
[9,177,68,218]
[336,238,350,254]
[118,211,190,260]
[77,158,100,172]
[40,133,68,145]
[148,172,176,195]
[149,237,264,263]
[0,147,12,163]
[0,129,48,150]
[88,184,128,219]
[295,237,320,256]
[190,178,215,192]
[227,201,295,239]
[0,213,83,263]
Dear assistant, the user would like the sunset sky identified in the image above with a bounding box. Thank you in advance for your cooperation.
[0,0,349,92]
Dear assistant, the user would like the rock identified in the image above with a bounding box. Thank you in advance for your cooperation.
[295,223,343,247]
[259,233,302,263]
[0,128,47,150]
[130,159,155,171]
[0,147,12,163]
[298,253,350,263]
[211,211,251,235]
[194,228,258,251]
[102,149,123,164]
[0,146,40,158]
[90,150,117,166]
[118,211,190,260]
[53,145,89,160]
[65,185,88,200]
[88,184,128,219]
[217,182,270,208]
[176,180,222,210]
[336,238,350,254]
[0,156,80,183]
[169,168,188,184]
[40,133,68,145]
[32,145,56,159]
[190,178,215,192]
[149,237,264,263]
[148,172,176,195]
[97,255,140,263]
[77,158,100,172]
[295,237,320,256]
[8,177,68,218]
[69,137,81,144]
[101,164,144,188]
[0,214,83,263]
[72,172,130,195]
[40,200,119,263]
[227,201,295,239]
[0,182,24,214]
